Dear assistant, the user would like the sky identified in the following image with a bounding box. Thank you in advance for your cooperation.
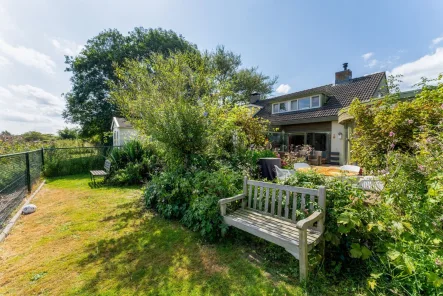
[1,0,443,135]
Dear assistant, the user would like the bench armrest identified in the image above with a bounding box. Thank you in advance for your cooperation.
[218,194,245,216]
[296,211,324,230]
[218,194,245,205]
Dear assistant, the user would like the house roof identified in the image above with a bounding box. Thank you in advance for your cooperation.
[112,117,133,129]
[254,72,386,125]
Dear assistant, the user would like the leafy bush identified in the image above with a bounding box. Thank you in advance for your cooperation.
[144,165,242,241]
[281,163,443,294]
[108,140,161,185]
[43,147,111,177]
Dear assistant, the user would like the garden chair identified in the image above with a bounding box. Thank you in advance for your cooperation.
[294,163,311,170]
[219,177,326,281]
[274,165,295,181]
[90,160,111,184]
[358,176,384,192]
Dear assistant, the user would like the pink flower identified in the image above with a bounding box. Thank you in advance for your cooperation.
[418,165,425,172]
[407,119,413,124]
[389,131,395,137]
[390,143,395,148]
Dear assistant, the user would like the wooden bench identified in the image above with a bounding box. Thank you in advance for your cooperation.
[218,177,326,281]
[90,160,111,184]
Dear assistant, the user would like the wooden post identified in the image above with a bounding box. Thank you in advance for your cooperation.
[317,186,326,233]
[299,229,308,281]
[242,176,248,209]
[25,152,31,193]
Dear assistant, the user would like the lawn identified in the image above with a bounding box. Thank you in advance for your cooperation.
[0,175,361,295]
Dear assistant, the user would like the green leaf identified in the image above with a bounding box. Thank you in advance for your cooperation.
[387,250,401,261]
[337,213,350,225]
[361,246,372,260]
[403,255,415,274]
[350,244,362,258]
[427,272,443,288]
[370,273,383,279]
[367,279,377,290]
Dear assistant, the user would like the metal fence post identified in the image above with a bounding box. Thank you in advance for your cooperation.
[41,148,44,166]
[25,152,31,193]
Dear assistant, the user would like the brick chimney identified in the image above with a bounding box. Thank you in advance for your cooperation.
[249,92,261,104]
[335,63,352,84]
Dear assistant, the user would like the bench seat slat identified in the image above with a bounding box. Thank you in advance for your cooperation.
[225,209,321,245]
[90,170,108,176]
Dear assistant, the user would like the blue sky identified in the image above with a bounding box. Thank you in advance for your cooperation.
[1,0,443,134]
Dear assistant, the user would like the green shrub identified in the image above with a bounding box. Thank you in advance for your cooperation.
[43,147,111,177]
[144,165,242,241]
[108,140,161,185]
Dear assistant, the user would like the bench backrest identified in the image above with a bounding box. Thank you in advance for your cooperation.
[242,177,326,231]
[104,160,111,172]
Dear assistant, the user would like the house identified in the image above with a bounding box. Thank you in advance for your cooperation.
[252,64,388,165]
[111,117,138,146]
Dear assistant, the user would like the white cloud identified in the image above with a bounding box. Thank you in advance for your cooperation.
[0,86,12,98]
[431,36,443,47]
[362,52,373,61]
[51,38,83,56]
[366,59,378,68]
[388,47,443,89]
[276,84,291,94]
[0,84,69,134]
[8,84,63,107]
[0,55,10,66]
[0,39,56,74]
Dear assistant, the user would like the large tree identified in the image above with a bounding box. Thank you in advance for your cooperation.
[63,27,197,142]
[210,46,277,104]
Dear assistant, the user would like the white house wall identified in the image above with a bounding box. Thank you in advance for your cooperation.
[113,127,138,146]
[331,121,345,165]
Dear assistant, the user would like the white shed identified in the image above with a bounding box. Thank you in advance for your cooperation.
[111,117,138,146]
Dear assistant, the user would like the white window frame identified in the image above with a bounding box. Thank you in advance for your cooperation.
[311,95,320,108]
[298,97,311,110]
[272,94,322,114]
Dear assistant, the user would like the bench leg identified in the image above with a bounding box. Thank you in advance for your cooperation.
[319,238,325,262]
[299,230,308,281]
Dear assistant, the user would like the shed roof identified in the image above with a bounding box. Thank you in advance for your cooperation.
[112,117,133,129]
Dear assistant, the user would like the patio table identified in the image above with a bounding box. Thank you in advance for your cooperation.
[299,166,359,177]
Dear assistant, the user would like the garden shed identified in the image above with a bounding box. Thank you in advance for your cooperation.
[111,117,138,146]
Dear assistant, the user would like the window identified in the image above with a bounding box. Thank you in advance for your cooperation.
[311,95,320,108]
[272,102,288,113]
[298,98,311,110]
[273,104,279,113]
[279,102,287,111]
[272,95,322,114]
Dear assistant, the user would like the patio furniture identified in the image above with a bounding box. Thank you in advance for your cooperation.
[358,176,384,192]
[315,151,327,165]
[258,158,281,180]
[308,154,321,166]
[294,163,311,170]
[339,165,361,174]
[90,160,111,184]
[330,152,340,166]
[274,165,295,181]
[219,177,326,281]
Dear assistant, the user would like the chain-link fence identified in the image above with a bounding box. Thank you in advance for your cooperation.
[0,149,43,229]
[0,146,115,230]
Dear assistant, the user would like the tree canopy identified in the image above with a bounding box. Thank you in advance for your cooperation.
[110,51,270,167]
[63,27,197,143]
[63,28,276,143]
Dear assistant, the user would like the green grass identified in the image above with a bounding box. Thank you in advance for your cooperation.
[0,175,364,295]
